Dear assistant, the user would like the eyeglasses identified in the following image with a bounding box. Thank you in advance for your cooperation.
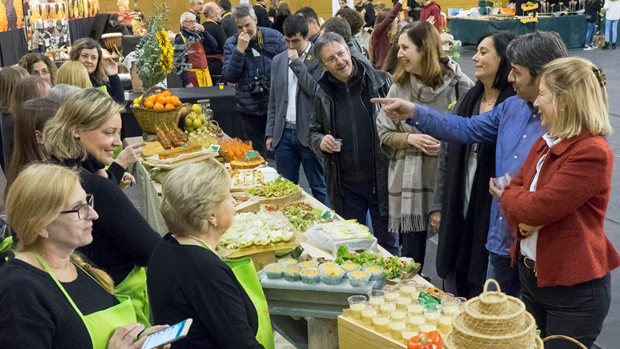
[60,194,94,220]
[324,50,349,65]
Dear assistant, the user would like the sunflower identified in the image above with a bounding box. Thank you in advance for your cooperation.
[156,29,174,74]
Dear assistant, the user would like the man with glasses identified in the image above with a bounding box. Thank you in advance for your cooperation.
[174,12,218,87]
[308,32,398,255]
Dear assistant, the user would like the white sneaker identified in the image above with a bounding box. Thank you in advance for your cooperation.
[584,46,594,50]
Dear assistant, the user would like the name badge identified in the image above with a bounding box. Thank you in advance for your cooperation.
[251,48,261,57]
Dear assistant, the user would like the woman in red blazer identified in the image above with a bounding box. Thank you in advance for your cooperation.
[494,57,620,349]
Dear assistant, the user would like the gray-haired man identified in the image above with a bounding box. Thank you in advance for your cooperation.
[372,31,569,297]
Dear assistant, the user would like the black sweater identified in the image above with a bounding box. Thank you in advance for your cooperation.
[90,74,125,104]
[54,155,161,285]
[147,234,263,349]
[356,3,376,28]
[0,258,118,348]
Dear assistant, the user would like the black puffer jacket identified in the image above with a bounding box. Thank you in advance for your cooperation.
[308,55,391,215]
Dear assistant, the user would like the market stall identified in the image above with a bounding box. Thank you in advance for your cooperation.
[448,15,586,48]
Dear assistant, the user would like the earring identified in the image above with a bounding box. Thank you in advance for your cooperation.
[44,233,49,239]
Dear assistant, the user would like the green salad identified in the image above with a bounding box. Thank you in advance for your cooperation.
[335,246,415,280]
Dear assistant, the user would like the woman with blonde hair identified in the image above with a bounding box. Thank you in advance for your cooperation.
[0,163,169,349]
[0,66,29,173]
[44,88,158,327]
[495,57,619,348]
[56,60,94,88]
[148,159,273,349]
[70,38,124,103]
[376,21,473,270]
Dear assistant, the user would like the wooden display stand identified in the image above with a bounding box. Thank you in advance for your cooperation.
[338,313,406,349]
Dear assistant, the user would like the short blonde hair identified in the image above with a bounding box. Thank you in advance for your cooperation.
[542,57,612,138]
[56,61,94,89]
[161,159,231,236]
[6,163,115,292]
[43,88,124,162]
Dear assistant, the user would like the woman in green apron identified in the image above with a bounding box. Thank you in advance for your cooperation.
[147,159,274,349]
[70,38,125,104]
[0,164,169,349]
[44,88,161,327]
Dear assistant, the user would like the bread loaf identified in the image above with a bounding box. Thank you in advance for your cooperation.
[158,145,202,160]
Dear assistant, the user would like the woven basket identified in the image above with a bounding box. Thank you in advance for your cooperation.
[444,279,540,349]
[542,335,587,349]
[131,86,181,133]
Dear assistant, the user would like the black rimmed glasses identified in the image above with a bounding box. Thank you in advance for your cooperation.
[60,194,94,220]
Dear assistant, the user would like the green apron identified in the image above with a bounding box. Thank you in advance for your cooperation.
[194,240,275,349]
[114,265,151,327]
[96,85,110,96]
[0,236,12,254]
[35,253,137,349]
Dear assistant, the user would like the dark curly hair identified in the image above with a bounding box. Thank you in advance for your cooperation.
[336,8,364,35]
[19,53,57,86]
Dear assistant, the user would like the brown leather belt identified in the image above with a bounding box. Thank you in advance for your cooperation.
[522,255,537,275]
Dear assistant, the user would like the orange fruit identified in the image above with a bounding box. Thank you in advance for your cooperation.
[154,103,164,110]
[165,96,174,105]
[172,97,181,106]
[165,103,175,110]
[157,96,166,105]
[162,90,171,97]
[144,100,154,109]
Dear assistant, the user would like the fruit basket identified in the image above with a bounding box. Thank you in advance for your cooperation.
[131,86,182,133]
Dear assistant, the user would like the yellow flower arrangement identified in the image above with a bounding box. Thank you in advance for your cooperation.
[156,29,174,74]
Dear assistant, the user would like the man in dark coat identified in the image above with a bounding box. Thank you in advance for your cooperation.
[266,15,329,205]
[202,2,227,78]
[223,3,286,156]
[308,32,398,255]
[218,0,236,38]
[253,0,272,27]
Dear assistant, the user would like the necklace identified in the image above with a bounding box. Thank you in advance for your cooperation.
[481,94,496,106]
[186,234,213,251]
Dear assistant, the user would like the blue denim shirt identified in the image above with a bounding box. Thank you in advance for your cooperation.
[407,96,546,256]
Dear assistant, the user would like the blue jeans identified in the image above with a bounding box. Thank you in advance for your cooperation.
[486,251,521,298]
[606,19,618,43]
[274,128,329,206]
[585,22,596,46]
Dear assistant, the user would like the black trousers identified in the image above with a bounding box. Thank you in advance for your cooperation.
[518,258,611,349]
[340,180,399,256]
[400,231,426,272]
[238,112,267,157]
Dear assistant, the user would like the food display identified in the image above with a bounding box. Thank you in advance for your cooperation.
[304,220,377,254]
[233,196,251,206]
[230,152,266,170]
[184,103,224,148]
[142,142,165,157]
[284,267,302,282]
[298,260,318,269]
[363,266,384,281]
[300,268,321,284]
[321,267,346,285]
[218,211,295,249]
[133,90,181,111]
[318,262,339,271]
[341,262,361,276]
[248,177,299,198]
[264,263,284,279]
[264,202,334,232]
[219,138,253,160]
[348,271,371,287]
[278,258,298,267]
[157,144,202,160]
[231,170,264,187]
[156,125,187,149]
[336,246,415,280]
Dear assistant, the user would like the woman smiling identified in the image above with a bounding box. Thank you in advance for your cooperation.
[498,57,619,348]
[376,22,473,269]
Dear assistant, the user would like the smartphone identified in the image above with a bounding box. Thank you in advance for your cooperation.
[141,318,193,349]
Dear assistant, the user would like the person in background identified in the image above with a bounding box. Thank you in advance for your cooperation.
[149,160,273,349]
[374,2,387,12]
[202,2,227,79]
[218,0,237,38]
[355,0,376,29]
[47,84,81,104]
[376,22,473,272]
[223,4,285,157]
[4,76,51,174]
[323,17,368,62]
[253,0,272,27]
[499,57,619,349]
[70,38,124,104]
[268,0,283,19]
[336,8,371,56]
[431,31,517,298]
[56,60,94,89]
[584,0,603,49]
[603,0,619,49]
[266,15,329,206]
[294,7,322,43]
[5,98,61,191]
[0,164,170,349]
[371,0,404,69]
[18,52,57,86]
[271,3,291,34]
[416,0,441,31]
[175,12,218,88]
[309,33,398,255]
[43,88,160,326]
[339,0,351,9]
[372,31,569,298]
[189,0,204,23]
[0,66,29,174]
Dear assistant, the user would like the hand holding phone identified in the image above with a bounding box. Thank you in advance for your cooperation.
[141,319,193,349]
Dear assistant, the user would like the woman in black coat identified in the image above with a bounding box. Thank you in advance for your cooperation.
[271,3,291,34]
